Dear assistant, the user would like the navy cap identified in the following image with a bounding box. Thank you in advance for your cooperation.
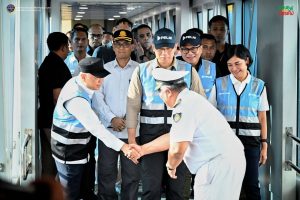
[153,28,176,49]
[113,29,133,42]
[180,31,201,47]
[152,68,189,90]
[79,57,110,78]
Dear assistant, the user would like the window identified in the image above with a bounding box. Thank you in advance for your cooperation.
[226,3,234,44]
[208,9,213,24]
[242,0,257,75]
[197,11,203,30]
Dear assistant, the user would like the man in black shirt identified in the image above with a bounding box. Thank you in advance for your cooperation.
[209,15,231,77]
[38,32,72,177]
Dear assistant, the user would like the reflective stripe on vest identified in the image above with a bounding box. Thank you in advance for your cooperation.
[51,131,91,145]
[52,154,89,165]
[198,59,216,98]
[216,75,265,136]
[139,59,192,127]
[140,116,173,124]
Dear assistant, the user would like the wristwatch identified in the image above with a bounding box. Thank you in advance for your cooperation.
[260,139,268,143]
[166,164,174,171]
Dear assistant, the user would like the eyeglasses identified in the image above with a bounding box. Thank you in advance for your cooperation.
[113,41,131,48]
[90,34,103,39]
[180,46,200,54]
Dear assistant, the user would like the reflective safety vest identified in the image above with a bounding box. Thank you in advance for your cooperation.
[138,59,192,143]
[197,59,216,98]
[216,75,265,137]
[51,77,92,164]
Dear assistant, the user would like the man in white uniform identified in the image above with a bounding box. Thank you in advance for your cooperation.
[129,68,246,200]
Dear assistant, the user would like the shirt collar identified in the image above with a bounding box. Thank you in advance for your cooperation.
[76,76,95,98]
[152,58,177,70]
[229,71,251,84]
[113,59,134,69]
[69,52,90,62]
[173,88,189,107]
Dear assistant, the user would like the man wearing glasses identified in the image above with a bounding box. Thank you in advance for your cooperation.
[126,28,205,200]
[87,24,104,56]
[93,30,141,200]
[178,31,216,98]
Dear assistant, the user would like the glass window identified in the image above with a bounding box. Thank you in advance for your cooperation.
[172,15,176,33]
[226,4,234,44]
[208,9,213,23]
[242,0,257,76]
[197,11,203,30]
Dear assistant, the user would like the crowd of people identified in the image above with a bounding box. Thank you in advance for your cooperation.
[37,15,269,200]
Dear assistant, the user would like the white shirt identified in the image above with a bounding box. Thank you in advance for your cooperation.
[209,73,269,111]
[93,59,139,139]
[64,77,125,151]
[170,89,244,174]
[65,52,91,76]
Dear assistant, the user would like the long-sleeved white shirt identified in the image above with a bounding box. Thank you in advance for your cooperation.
[65,77,125,151]
[93,59,139,139]
[64,52,90,76]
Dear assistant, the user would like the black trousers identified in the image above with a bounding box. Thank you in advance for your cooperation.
[80,135,97,200]
[241,147,261,200]
[140,150,188,200]
[40,128,57,177]
[97,138,140,200]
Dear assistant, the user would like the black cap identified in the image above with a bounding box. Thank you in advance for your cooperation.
[79,57,110,78]
[113,29,133,42]
[180,32,201,47]
[153,28,176,49]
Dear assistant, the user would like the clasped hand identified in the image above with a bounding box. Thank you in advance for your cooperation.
[111,117,126,132]
[122,144,144,164]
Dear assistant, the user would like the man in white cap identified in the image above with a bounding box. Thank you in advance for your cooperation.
[51,57,139,200]
[126,28,205,200]
[130,68,246,200]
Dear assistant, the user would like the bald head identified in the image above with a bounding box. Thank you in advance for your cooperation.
[88,24,104,49]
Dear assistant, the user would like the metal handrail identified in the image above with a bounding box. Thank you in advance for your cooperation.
[285,130,300,172]
[286,160,300,174]
[286,132,300,145]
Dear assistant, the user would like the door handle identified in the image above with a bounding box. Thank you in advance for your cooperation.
[22,129,32,180]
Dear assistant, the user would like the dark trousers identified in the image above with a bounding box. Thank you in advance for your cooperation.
[241,147,261,200]
[80,136,97,200]
[141,151,188,200]
[40,128,57,176]
[97,138,140,200]
[56,161,85,200]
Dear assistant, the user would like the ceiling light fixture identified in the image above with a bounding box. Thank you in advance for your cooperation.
[108,18,115,21]
[79,6,88,10]
[127,7,135,10]
[113,15,120,18]
[74,18,81,21]
[75,15,83,18]
[77,11,85,14]
[119,11,127,14]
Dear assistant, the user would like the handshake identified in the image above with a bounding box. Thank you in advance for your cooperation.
[121,143,145,164]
